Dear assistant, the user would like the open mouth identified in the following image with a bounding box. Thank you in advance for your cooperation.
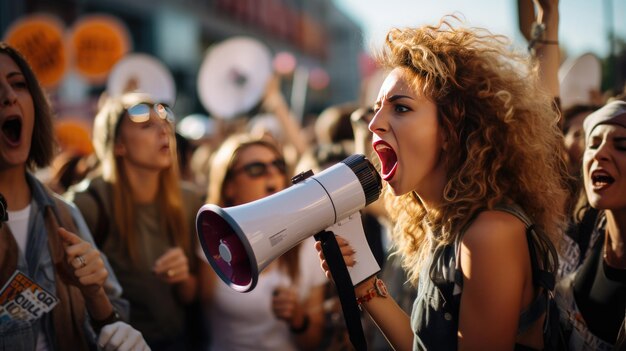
[373,140,398,181]
[591,170,614,189]
[1,116,22,145]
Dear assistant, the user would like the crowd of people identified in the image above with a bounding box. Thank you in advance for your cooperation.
[1,1,625,350]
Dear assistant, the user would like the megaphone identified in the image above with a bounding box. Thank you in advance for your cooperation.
[196,154,382,292]
[197,36,273,120]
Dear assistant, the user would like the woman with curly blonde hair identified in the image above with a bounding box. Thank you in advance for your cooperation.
[316,18,569,350]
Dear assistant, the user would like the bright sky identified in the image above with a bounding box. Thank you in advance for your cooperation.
[334,0,626,60]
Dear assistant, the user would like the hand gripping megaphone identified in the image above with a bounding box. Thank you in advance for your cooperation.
[196,154,382,292]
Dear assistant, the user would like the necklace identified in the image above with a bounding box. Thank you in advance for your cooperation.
[603,230,626,270]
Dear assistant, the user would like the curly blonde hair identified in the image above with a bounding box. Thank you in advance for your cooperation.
[377,17,569,284]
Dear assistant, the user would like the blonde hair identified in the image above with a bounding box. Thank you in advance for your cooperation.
[377,17,569,284]
[93,92,189,263]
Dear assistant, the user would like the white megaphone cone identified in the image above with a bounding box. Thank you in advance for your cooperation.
[196,154,382,292]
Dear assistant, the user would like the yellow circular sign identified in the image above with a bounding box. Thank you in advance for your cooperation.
[69,14,131,84]
[3,14,67,88]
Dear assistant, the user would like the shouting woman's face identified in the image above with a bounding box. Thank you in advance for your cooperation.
[0,53,35,172]
[583,123,626,211]
[370,67,447,205]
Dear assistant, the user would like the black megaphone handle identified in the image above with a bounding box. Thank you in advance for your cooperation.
[314,230,368,351]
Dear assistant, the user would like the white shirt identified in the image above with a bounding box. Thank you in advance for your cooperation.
[199,237,326,351]
[7,204,31,255]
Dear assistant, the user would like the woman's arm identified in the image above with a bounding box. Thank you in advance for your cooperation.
[57,227,115,320]
[274,283,326,350]
[67,201,130,320]
[174,267,198,303]
[457,211,534,351]
[355,276,414,351]
[153,247,198,303]
[533,0,560,100]
[262,75,309,156]
[315,239,414,351]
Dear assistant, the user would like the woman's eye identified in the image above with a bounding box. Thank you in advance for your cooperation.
[11,81,27,89]
[394,104,409,113]
[587,141,600,150]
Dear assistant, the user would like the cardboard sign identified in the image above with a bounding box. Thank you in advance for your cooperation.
[3,14,68,88]
[68,14,131,84]
[0,271,58,323]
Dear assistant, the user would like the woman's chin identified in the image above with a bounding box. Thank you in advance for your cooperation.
[386,180,405,197]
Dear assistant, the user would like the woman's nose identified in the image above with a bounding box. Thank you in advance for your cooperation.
[0,83,18,107]
[368,109,386,134]
[592,141,611,161]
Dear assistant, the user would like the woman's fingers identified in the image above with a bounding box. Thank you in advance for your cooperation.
[58,228,108,290]
[316,235,357,279]
[153,247,190,284]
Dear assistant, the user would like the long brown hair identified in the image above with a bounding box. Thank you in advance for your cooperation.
[92,92,189,263]
[377,17,569,283]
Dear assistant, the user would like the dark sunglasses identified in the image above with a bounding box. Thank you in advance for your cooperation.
[127,103,175,124]
[230,159,287,178]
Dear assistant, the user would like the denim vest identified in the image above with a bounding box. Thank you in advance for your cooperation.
[1,176,59,351]
[0,174,128,351]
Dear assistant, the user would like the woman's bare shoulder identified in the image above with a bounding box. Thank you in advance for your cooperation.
[460,210,528,260]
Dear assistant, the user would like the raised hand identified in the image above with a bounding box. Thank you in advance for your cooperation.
[272,286,299,321]
[152,247,190,284]
[58,227,108,296]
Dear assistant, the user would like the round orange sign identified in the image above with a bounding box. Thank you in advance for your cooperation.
[68,14,131,84]
[4,14,67,88]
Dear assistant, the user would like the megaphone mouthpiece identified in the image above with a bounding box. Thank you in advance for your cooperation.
[341,154,381,206]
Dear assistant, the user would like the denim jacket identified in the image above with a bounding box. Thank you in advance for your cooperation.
[0,173,129,351]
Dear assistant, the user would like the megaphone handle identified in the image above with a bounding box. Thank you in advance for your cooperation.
[314,230,368,351]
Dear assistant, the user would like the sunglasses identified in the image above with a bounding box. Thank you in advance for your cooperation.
[230,159,287,178]
[127,103,175,124]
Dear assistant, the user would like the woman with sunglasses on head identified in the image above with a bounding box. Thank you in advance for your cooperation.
[0,42,148,351]
[316,17,570,350]
[197,133,326,351]
[66,91,204,351]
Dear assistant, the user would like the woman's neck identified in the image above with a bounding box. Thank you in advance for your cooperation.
[604,209,626,268]
[0,166,31,210]
[122,163,161,204]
